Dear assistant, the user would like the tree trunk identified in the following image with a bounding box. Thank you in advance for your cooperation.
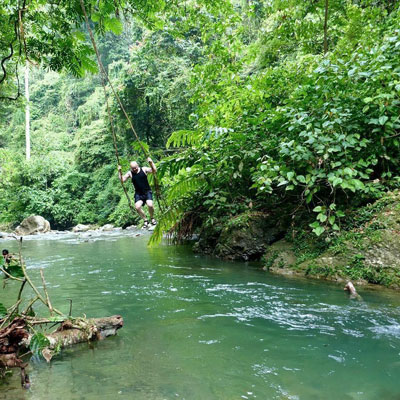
[24,62,30,161]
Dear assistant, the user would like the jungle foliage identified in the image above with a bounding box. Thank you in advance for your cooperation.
[151,0,400,242]
[0,0,399,241]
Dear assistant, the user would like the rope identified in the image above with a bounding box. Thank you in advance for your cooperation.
[79,0,164,213]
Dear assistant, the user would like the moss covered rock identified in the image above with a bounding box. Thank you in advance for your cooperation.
[263,240,297,269]
[264,191,400,288]
[194,211,290,261]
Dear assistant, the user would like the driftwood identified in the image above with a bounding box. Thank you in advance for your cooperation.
[344,281,362,300]
[24,315,124,350]
[0,237,124,388]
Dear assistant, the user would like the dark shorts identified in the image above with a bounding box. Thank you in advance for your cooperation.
[134,191,153,206]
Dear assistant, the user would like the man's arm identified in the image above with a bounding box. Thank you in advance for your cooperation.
[117,166,131,183]
[143,157,157,174]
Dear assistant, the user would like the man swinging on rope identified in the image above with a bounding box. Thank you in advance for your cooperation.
[118,158,157,228]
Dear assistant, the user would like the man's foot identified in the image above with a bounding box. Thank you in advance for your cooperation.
[151,218,157,225]
[143,220,149,228]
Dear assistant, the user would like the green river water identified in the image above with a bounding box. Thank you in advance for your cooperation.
[1,230,400,400]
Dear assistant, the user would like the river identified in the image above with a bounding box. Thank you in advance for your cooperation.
[0,230,400,399]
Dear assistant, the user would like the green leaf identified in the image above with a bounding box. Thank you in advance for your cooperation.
[4,262,24,278]
[48,316,65,322]
[30,333,50,356]
[73,31,86,42]
[332,177,343,186]
[277,180,288,187]
[317,213,327,222]
[132,141,149,154]
[287,171,295,180]
[353,179,365,190]
[313,206,322,212]
[104,17,123,35]
[379,116,388,126]
[297,175,306,183]
[313,226,325,236]
[91,12,101,22]
[166,130,203,148]
[343,167,353,176]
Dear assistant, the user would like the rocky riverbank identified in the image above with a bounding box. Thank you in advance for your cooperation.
[193,210,291,261]
[264,192,400,289]
[193,191,400,289]
[0,216,140,240]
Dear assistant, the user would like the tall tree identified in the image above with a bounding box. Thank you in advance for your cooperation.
[24,62,30,160]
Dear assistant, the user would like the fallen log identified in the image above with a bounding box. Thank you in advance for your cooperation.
[1,315,124,386]
[25,315,124,349]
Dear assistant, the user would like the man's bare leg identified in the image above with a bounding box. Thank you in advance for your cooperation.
[135,201,147,220]
[146,200,154,219]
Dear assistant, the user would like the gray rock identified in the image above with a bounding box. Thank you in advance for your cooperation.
[100,224,115,231]
[15,216,51,236]
[72,224,91,233]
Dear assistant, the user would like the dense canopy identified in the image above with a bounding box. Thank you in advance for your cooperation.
[0,0,399,243]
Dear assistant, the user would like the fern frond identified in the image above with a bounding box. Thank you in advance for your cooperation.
[104,17,123,35]
[132,141,149,154]
[157,154,194,180]
[166,175,204,203]
[148,205,184,246]
[166,130,204,148]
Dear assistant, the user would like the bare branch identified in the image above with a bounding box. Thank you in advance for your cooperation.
[40,269,53,315]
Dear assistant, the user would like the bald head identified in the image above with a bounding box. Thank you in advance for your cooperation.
[130,161,139,173]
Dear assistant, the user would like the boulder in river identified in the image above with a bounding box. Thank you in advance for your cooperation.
[72,224,91,233]
[100,224,115,231]
[15,216,50,236]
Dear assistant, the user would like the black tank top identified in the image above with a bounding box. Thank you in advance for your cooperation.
[131,168,151,194]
